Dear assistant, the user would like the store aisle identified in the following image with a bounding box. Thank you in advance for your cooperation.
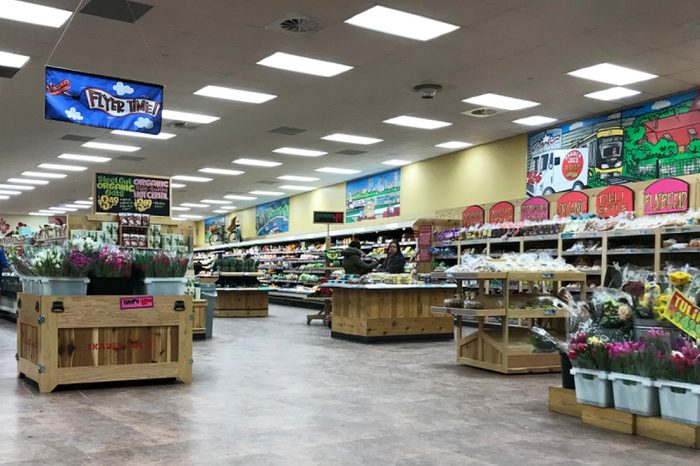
[0,307,697,466]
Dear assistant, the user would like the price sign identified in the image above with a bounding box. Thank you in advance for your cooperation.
[313,211,344,224]
[94,172,171,216]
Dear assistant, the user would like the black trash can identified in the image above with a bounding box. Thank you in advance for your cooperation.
[560,352,575,389]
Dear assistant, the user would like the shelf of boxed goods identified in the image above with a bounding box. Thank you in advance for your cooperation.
[431,271,587,374]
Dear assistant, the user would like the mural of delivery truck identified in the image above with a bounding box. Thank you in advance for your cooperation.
[526,148,589,196]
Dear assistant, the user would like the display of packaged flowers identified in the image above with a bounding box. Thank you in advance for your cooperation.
[134,251,190,278]
[93,246,133,278]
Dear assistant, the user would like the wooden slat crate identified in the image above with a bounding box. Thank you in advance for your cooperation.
[214,289,269,318]
[17,294,193,393]
[192,299,206,336]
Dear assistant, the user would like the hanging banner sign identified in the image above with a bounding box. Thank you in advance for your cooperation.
[663,290,700,340]
[557,191,589,217]
[489,201,514,224]
[596,185,634,218]
[521,197,550,221]
[643,178,689,215]
[462,205,484,228]
[418,225,432,262]
[94,172,171,216]
[45,66,163,135]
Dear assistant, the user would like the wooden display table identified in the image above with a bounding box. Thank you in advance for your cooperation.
[432,271,586,374]
[215,288,269,317]
[192,299,207,337]
[323,284,455,342]
[16,294,193,393]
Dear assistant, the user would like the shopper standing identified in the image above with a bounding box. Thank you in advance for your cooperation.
[341,240,378,275]
[377,240,406,274]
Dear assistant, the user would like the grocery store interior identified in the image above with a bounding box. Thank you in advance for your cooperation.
[2,0,700,464]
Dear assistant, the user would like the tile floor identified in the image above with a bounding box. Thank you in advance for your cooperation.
[0,305,698,465]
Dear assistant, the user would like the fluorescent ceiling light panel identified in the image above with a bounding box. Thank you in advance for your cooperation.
[0,1,71,28]
[321,133,382,145]
[180,203,210,208]
[179,215,204,220]
[0,189,21,195]
[278,175,319,182]
[38,163,87,171]
[279,185,315,191]
[7,178,49,185]
[0,195,8,200]
[212,210,230,214]
[257,52,352,77]
[28,212,48,216]
[162,109,220,124]
[0,50,30,68]
[58,153,111,163]
[111,130,176,140]
[436,141,473,149]
[52,206,77,212]
[462,93,540,111]
[0,183,33,190]
[74,200,92,205]
[584,86,641,101]
[249,190,283,196]
[345,5,459,41]
[224,194,257,200]
[198,168,244,176]
[170,183,186,188]
[273,147,327,157]
[171,206,191,212]
[316,167,361,175]
[233,158,282,167]
[64,204,91,209]
[383,115,452,129]
[194,85,277,104]
[200,199,232,205]
[382,159,410,166]
[217,206,236,211]
[171,175,213,182]
[567,63,657,86]
[513,116,558,126]
[82,142,140,152]
[22,171,66,179]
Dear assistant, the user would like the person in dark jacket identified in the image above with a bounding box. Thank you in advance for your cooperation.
[377,241,406,274]
[341,241,378,275]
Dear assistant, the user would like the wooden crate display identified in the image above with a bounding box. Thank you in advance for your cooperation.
[331,287,454,340]
[214,289,269,318]
[17,294,193,393]
[192,299,206,336]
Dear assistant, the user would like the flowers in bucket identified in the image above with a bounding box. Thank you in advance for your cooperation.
[134,251,190,277]
[607,329,671,378]
[568,331,612,371]
[62,237,99,277]
[29,248,64,276]
[93,246,133,278]
[662,337,700,384]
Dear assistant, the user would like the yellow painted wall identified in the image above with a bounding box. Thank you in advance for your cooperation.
[195,134,528,245]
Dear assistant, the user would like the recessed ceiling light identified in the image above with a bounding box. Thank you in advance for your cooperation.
[382,159,410,166]
[257,52,353,77]
[0,183,33,190]
[0,50,30,68]
[584,86,641,101]
[82,142,140,152]
[383,115,452,129]
[436,141,473,149]
[74,200,92,205]
[38,163,87,171]
[224,194,257,200]
[233,158,282,167]
[278,175,319,182]
[321,133,383,145]
[279,185,315,191]
[7,178,49,185]
[58,153,111,163]
[513,116,558,126]
[0,189,21,195]
[194,85,277,104]
[28,212,48,216]
[273,147,327,157]
[345,5,459,41]
[249,190,284,196]
[316,167,361,175]
[180,203,210,208]
[212,209,230,214]
[51,206,77,212]
[171,183,186,188]
[179,214,204,220]
[171,175,213,182]
[111,130,176,140]
[64,204,91,209]
[567,63,657,86]
[217,206,236,211]
[22,171,66,179]
[38,209,60,214]
[198,168,244,176]
[0,195,9,200]
[162,109,220,124]
[0,1,71,28]
[462,93,540,111]
[201,199,232,205]
[171,206,191,211]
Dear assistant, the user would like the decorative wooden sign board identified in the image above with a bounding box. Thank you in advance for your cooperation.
[521,197,550,221]
[596,185,634,218]
[418,225,432,262]
[557,191,589,217]
[643,178,689,215]
[489,201,514,224]
[462,205,485,227]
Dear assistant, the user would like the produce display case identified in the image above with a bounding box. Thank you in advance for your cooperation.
[215,287,270,318]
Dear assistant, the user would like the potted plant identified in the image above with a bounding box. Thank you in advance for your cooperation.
[88,246,135,295]
[656,337,700,425]
[568,331,614,407]
[134,251,190,296]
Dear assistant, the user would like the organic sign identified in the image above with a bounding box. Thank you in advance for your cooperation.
[596,185,634,218]
[557,191,589,217]
[45,66,163,134]
[664,290,700,339]
[488,201,514,224]
[520,197,550,221]
[94,173,171,216]
[120,296,154,310]
[462,205,484,228]
[643,178,689,215]
[418,225,432,262]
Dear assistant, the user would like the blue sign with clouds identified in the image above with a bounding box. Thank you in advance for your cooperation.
[45,66,164,134]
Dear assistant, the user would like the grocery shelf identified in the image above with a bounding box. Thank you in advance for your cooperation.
[659,247,700,253]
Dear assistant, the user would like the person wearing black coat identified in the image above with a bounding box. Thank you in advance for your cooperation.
[377,241,405,274]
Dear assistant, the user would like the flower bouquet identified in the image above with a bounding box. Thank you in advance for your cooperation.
[134,251,190,296]
[568,331,614,407]
[88,246,136,295]
[655,336,700,425]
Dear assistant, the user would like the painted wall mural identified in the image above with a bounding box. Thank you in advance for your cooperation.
[345,169,400,223]
[255,198,290,236]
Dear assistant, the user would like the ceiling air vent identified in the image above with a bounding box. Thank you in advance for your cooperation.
[268,126,306,135]
[61,134,94,142]
[337,149,367,156]
[117,155,146,162]
[267,13,320,35]
[462,107,502,118]
[256,180,277,185]
[80,0,152,23]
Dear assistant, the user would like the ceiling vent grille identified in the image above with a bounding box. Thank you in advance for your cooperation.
[117,155,146,161]
[267,14,321,35]
[462,107,502,118]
